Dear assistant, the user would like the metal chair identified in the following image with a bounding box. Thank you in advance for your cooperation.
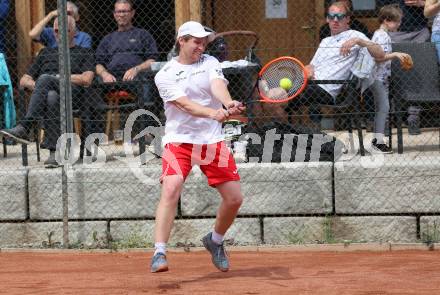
[390,42,440,154]
[315,77,366,156]
[4,87,98,166]
[1,87,41,166]
[94,77,162,164]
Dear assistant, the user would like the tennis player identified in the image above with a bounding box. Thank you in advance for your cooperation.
[151,21,245,273]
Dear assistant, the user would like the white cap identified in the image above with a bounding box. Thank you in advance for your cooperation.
[177,21,214,41]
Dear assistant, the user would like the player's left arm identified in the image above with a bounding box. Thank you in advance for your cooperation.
[211,79,244,115]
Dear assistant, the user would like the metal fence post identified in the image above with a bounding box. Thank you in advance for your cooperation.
[57,0,73,249]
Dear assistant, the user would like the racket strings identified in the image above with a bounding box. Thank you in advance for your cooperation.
[259,59,306,101]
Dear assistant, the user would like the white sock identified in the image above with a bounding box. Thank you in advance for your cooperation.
[154,242,167,255]
[211,231,224,245]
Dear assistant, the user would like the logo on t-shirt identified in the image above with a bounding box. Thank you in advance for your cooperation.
[175,70,187,82]
[129,38,137,43]
[159,88,173,100]
[191,69,205,76]
[215,68,224,77]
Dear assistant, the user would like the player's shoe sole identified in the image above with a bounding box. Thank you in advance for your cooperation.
[151,253,169,273]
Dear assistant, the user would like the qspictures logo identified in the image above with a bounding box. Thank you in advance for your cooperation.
[54,110,389,185]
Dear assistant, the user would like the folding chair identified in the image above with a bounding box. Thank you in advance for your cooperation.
[315,77,366,156]
[390,42,440,154]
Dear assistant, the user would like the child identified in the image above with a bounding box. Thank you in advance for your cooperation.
[370,4,412,153]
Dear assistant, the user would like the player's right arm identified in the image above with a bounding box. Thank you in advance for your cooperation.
[171,97,229,122]
[155,68,229,122]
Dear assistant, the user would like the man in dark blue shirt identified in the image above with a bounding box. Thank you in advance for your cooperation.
[28,1,91,48]
[96,0,158,80]
[95,0,158,105]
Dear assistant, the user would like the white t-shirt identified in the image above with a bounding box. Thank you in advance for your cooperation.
[310,29,369,97]
[371,28,392,85]
[154,54,229,145]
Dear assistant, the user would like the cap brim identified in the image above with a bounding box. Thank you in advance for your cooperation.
[177,31,216,43]
[192,32,215,42]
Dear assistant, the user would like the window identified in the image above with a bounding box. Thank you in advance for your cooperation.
[352,0,377,17]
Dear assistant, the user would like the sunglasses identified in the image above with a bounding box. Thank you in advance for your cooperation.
[326,13,347,21]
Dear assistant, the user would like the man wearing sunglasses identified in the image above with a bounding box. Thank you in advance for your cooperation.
[279,1,385,126]
[319,0,370,41]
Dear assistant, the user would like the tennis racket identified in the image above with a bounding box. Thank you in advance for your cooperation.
[249,56,308,104]
[224,56,307,121]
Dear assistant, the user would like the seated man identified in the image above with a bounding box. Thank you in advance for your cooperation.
[95,0,158,106]
[28,1,91,48]
[319,0,370,40]
[274,1,384,126]
[0,16,97,167]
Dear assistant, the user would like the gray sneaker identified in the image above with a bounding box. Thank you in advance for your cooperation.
[150,253,168,273]
[0,124,32,144]
[44,151,60,169]
[202,232,229,272]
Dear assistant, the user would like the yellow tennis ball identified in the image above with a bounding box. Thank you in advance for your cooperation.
[279,78,293,90]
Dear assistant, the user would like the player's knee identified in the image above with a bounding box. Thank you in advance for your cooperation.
[226,193,243,209]
[161,176,184,206]
[160,193,180,207]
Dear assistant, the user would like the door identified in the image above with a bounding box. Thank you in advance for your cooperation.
[204,0,319,64]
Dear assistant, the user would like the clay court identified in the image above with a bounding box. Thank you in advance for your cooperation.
[1,248,439,294]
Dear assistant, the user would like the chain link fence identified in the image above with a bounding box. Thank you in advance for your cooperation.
[1,0,440,249]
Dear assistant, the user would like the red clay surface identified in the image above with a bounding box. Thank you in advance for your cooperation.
[1,250,440,294]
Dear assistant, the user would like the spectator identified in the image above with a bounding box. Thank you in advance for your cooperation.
[379,0,429,135]
[277,1,385,125]
[95,0,158,112]
[95,0,158,84]
[28,1,91,48]
[0,0,9,53]
[424,0,440,60]
[370,4,412,153]
[320,0,374,130]
[0,16,98,167]
[319,0,370,41]
[380,0,429,42]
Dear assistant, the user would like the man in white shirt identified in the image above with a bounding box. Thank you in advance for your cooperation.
[151,21,245,273]
[281,1,385,125]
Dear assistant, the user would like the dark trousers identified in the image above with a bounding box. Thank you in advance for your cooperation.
[286,84,334,122]
[25,74,102,150]
[100,71,156,106]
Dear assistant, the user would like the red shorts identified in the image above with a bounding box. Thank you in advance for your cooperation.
[161,141,240,187]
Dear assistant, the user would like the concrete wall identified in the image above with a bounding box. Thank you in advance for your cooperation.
[1,156,440,248]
